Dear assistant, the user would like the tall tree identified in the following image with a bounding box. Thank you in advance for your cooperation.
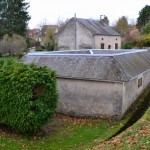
[114,16,129,37]
[0,0,30,38]
[136,5,150,30]
[42,26,57,51]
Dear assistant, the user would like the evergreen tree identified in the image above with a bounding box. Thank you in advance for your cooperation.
[0,0,30,38]
[136,5,150,30]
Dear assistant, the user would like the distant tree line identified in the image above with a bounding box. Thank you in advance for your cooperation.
[136,5,150,48]
[0,0,30,56]
[113,5,150,49]
[0,0,150,53]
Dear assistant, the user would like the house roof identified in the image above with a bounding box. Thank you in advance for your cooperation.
[56,17,120,36]
[27,29,40,35]
[77,18,120,36]
[21,49,150,82]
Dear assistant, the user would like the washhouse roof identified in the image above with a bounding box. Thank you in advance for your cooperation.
[21,49,150,82]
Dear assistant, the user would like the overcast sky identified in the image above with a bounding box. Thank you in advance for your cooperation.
[25,0,149,29]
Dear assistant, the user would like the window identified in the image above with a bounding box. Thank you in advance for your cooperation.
[101,43,104,49]
[115,43,118,49]
[101,38,104,40]
[138,78,142,88]
[108,45,111,49]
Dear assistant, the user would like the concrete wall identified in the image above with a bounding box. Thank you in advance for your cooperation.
[94,35,121,49]
[122,69,150,115]
[57,78,123,119]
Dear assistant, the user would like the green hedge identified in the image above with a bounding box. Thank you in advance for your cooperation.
[0,59,58,134]
[121,41,133,49]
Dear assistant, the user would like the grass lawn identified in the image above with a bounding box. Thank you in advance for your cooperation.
[0,114,130,150]
[92,107,150,150]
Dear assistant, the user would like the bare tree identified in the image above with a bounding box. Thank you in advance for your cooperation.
[57,17,69,30]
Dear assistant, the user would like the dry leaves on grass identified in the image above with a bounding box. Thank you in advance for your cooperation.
[0,131,6,139]
[92,119,150,150]
[139,126,149,137]
[54,114,101,125]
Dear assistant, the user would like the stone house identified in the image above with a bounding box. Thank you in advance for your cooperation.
[55,17,121,50]
[21,49,150,119]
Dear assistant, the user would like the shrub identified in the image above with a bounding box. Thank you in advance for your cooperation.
[0,59,58,134]
[122,41,133,49]
[35,49,45,52]
[135,34,150,48]
[0,34,27,57]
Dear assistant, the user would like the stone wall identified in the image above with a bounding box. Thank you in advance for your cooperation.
[56,19,121,50]
[76,22,94,49]
[56,19,76,50]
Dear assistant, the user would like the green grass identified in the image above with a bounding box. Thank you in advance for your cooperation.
[0,114,130,150]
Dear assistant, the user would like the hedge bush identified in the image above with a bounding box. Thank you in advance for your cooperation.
[135,34,150,48]
[121,41,133,49]
[0,59,58,134]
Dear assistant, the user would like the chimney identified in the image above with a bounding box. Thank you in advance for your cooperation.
[100,15,105,20]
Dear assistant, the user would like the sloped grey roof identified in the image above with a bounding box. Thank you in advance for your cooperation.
[21,49,150,82]
[77,18,120,36]
[56,17,120,36]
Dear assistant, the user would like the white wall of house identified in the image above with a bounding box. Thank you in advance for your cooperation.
[94,35,121,49]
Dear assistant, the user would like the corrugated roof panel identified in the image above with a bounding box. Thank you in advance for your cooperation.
[114,51,150,79]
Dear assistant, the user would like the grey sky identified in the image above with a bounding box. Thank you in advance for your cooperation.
[25,0,149,29]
